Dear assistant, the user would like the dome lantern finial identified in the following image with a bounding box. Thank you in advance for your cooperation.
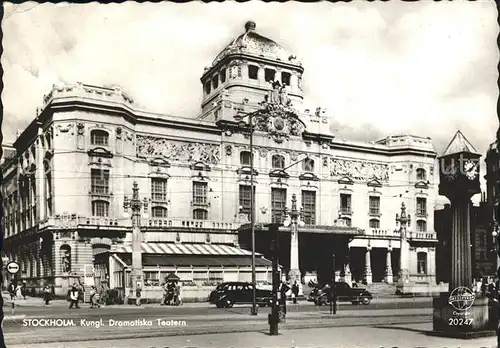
[245,21,256,33]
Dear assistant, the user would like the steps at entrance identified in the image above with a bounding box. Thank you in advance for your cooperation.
[366,282,397,296]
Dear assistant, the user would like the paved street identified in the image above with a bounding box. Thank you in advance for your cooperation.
[3,303,433,346]
[6,323,497,348]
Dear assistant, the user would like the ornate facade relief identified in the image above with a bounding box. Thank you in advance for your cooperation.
[76,123,85,150]
[136,136,221,165]
[225,145,233,156]
[55,123,74,136]
[330,158,390,182]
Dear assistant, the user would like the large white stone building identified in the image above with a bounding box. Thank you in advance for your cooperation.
[2,21,443,299]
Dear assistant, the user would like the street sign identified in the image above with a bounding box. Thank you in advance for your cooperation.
[6,261,20,275]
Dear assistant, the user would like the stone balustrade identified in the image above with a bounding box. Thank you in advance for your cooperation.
[43,82,134,106]
[409,231,437,240]
[365,228,400,238]
[38,215,239,230]
[144,218,237,230]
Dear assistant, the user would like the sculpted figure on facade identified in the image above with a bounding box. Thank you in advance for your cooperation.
[136,135,221,165]
[268,80,281,104]
[330,158,390,182]
[61,250,71,273]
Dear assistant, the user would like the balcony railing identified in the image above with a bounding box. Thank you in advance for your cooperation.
[416,210,428,218]
[365,228,400,238]
[37,215,239,231]
[144,218,236,230]
[409,231,437,240]
[339,207,352,215]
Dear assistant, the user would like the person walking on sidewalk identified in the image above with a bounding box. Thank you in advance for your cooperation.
[135,283,142,306]
[89,286,101,308]
[161,283,167,306]
[43,285,52,306]
[175,281,182,306]
[15,283,22,300]
[68,286,80,309]
[8,282,16,300]
[291,280,299,304]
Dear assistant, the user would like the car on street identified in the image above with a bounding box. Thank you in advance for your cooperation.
[309,281,373,305]
[208,281,273,308]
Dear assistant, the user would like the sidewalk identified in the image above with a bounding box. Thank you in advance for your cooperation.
[6,323,496,348]
[2,294,432,308]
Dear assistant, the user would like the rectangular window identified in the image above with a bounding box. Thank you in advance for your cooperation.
[265,68,276,82]
[212,75,219,89]
[248,65,259,80]
[369,219,380,229]
[193,271,208,282]
[208,271,223,282]
[239,185,255,220]
[340,194,352,214]
[151,178,168,202]
[90,130,109,146]
[91,169,110,195]
[369,196,380,215]
[416,198,427,217]
[151,207,168,218]
[193,209,208,220]
[302,191,316,225]
[193,182,208,205]
[417,220,427,232]
[281,72,291,86]
[92,201,109,217]
[271,188,287,223]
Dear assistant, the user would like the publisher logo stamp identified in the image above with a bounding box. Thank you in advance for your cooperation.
[447,286,475,326]
[448,286,475,311]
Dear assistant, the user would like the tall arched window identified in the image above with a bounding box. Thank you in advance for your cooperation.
[417,252,427,274]
[272,154,285,169]
[90,130,109,146]
[416,168,426,181]
[152,207,168,218]
[92,200,109,217]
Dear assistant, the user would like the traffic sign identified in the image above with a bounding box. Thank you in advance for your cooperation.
[6,261,20,275]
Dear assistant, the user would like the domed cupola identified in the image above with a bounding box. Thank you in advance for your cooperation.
[199,21,305,121]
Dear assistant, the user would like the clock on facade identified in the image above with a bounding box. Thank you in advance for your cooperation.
[464,160,478,180]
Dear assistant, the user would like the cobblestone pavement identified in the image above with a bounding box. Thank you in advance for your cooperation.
[5,323,497,348]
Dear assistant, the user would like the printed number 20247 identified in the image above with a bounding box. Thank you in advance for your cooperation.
[449,318,473,326]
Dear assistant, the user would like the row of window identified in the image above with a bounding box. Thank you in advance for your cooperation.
[240,152,315,172]
[204,65,293,96]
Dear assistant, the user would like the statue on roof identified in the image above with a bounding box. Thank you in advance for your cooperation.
[268,80,281,104]
[279,84,291,107]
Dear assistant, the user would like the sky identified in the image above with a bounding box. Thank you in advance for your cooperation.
[2,1,498,202]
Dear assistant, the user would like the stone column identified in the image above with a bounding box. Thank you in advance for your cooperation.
[365,246,372,285]
[36,123,45,222]
[386,247,393,284]
[450,197,473,290]
[289,221,302,294]
[258,64,265,84]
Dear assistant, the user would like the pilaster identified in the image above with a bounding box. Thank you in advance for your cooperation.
[365,246,372,285]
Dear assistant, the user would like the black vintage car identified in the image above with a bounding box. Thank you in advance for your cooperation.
[208,282,273,308]
[309,281,373,305]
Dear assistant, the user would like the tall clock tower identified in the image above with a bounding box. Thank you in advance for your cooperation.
[433,130,492,337]
[438,130,481,290]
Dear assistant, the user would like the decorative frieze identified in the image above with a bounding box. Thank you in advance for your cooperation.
[136,135,221,164]
[55,123,74,136]
[330,158,390,182]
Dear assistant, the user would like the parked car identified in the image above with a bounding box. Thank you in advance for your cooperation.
[208,281,273,308]
[311,281,373,305]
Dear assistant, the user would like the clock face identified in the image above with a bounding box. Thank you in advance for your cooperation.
[464,160,478,180]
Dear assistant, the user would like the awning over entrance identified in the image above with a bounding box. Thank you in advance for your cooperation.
[110,243,272,268]
[115,254,272,267]
[112,242,256,256]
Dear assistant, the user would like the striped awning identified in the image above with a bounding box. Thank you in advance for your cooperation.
[112,243,255,256]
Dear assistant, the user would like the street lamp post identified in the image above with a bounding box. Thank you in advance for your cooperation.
[235,109,261,316]
[123,181,148,304]
[395,202,411,286]
[283,193,305,293]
